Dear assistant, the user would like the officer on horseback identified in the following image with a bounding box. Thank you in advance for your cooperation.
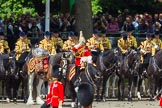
[62,31,78,51]
[140,33,155,73]
[39,31,56,55]
[117,32,132,59]
[14,31,31,70]
[99,30,112,51]
[0,32,10,58]
[71,31,92,87]
[87,30,104,63]
[152,30,162,52]
[51,30,63,53]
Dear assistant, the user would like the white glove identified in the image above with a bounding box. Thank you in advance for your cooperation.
[87,56,92,63]
[58,106,62,108]
[140,49,146,53]
[154,45,159,49]
[74,42,82,49]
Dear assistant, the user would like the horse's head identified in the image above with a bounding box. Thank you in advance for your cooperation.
[83,63,101,82]
[62,51,75,64]
[8,54,16,75]
[127,49,138,66]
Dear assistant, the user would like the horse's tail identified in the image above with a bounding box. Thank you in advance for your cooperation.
[77,82,94,107]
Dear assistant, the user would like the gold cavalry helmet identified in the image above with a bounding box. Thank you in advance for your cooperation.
[79,31,86,43]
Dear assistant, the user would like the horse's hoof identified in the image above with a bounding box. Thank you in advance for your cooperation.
[149,98,154,101]
[112,95,116,98]
[71,102,75,108]
[137,92,142,100]
[128,97,132,101]
[26,98,34,105]
[24,99,27,103]
[36,96,44,105]
[6,98,10,103]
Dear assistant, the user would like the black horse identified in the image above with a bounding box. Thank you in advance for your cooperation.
[147,49,162,100]
[5,52,18,102]
[66,62,101,108]
[95,49,118,101]
[117,49,138,101]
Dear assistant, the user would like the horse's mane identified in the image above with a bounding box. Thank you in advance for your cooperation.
[49,53,63,65]
[103,50,116,64]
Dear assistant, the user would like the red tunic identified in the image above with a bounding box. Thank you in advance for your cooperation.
[72,45,91,66]
[160,97,162,106]
[46,81,64,107]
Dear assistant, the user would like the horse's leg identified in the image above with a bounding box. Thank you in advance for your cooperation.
[149,75,154,101]
[128,77,133,101]
[22,75,28,103]
[101,76,108,102]
[137,77,142,100]
[26,73,35,105]
[112,74,118,97]
[36,78,44,104]
[105,75,110,98]
[70,81,76,108]
[5,76,12,103]
[96,78,101,101]
[117,78,121,100]
[2,80,5,100]
[120,77,125,101]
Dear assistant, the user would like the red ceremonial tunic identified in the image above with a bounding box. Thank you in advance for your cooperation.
[46,81,64,107]
[72,45,91,66]
[160,97,162,106]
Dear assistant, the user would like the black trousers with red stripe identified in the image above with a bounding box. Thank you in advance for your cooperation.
[40,102,58,108]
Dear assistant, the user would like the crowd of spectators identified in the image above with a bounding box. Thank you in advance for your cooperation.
[1,11,162,50]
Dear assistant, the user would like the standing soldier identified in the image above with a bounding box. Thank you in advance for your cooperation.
[140,33,155,72]
[39,31,56,55]
[41,65,64,108]
[15,31,31,70]
[127,29,137,49]
[117,32,131,58]
[99,30,112,51]
[62,31,77,51]
[152,31,162,52]
[51,30,63,53]
[87,30,104,63]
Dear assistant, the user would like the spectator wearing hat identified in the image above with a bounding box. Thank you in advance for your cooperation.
[117,32,132,55]
[39,31,56,55]
[140,33,155,71]
[87,30,104,63]
[41,65,64,108]
[14,31,31,69]
[0,32,10,54]
[51,30,63,53]
[99,30,112,50]
[152,31,162,52]
[62,31,77,51]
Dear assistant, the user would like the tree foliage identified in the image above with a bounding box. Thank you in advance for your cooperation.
[91,0,102,15]
[0,0,36,19]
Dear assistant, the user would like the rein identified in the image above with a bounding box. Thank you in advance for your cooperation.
[84,64,97,90]
[100,54,116,72]
[152,57,162,72]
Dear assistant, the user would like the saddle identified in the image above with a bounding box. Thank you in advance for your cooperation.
[28,56,49,73]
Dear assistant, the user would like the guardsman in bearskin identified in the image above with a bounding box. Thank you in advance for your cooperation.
[117,32,131,57]
[39,31,56,55]
[41,65,64,108]
[62,31,77,51]
[127,29,137,49]
[0,32,10,54]
[87,30,104,63]
[51,30,63,53]
[99,30,112,50]
[152,31,162,52]
[71,31,92,86]
[15,31,31,69]
[140,33,155,72]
